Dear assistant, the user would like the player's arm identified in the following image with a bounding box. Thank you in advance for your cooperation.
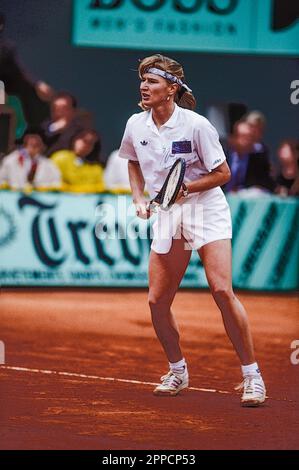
[128,160,145,200]
[177,161,231,199]
[128,160,150,219]
[188,161,230,193]
[179,118,231,196]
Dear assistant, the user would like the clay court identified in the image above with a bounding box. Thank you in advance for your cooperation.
[0,288,298,450]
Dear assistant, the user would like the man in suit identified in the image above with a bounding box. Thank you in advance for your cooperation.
[222,121,275,193]
[40,92,93,157]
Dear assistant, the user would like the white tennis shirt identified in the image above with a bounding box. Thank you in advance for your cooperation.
[119,103,226,200]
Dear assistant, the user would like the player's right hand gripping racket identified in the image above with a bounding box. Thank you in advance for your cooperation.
[150,158,186,211]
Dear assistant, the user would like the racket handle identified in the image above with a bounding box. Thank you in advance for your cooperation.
[149,200,159,213]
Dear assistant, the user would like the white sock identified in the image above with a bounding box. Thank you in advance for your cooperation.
[241,362,261,377]
[169,358,186,374]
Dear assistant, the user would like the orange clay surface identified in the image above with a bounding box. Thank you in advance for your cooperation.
[0,288,298,450]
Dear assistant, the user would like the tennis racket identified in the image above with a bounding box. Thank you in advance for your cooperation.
[150,158,186,210]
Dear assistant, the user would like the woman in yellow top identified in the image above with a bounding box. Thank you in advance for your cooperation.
[51,129,105,193]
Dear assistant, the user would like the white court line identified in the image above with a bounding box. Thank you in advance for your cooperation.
[0,365,230,395]
[1,365,293,402]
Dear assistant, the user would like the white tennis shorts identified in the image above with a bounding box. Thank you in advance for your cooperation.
[151,188,232,254]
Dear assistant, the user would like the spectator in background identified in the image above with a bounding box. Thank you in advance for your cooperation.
[51,129,105,193]
[244,111,267,152]
[222,121,275,194]
[104,149,131,192]
[275,140,299,197]
[244,110,276,179]
[0,132,61,190]
[0,12,54,127]
[41,92,93,156]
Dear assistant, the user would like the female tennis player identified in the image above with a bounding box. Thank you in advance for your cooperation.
[119,54,266,406]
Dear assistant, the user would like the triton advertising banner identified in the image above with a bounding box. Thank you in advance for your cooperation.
[73,0,299,55]
[0,191,298,290]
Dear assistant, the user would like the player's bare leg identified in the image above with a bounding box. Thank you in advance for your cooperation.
[149,236,191,363]
[198,239,266,406]
[198,239,255,364]
[149,236,191,395]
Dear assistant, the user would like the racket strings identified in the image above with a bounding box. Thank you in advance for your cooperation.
[164,165,181,205]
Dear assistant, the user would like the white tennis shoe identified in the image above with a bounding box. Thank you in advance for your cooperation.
[153,368,189,396]
[235,374,266,407]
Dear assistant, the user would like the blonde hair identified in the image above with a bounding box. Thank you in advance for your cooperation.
[245,111,266,127]
[138,54,196,111]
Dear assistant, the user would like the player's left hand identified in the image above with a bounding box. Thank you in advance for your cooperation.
[175,188,184,202]
[175,183,189,202]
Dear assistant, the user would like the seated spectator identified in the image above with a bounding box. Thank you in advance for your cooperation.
[222,121,275,194]
[275,140,299,197]
[41,92,93,156]
[104,149,131,192]
[51,129,105,193]
[0,132,61,190]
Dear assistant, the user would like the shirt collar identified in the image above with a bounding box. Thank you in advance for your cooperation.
[19,148,41,163]
[146,103,180,130]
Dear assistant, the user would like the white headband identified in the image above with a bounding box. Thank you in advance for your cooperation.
[145,67,192,93]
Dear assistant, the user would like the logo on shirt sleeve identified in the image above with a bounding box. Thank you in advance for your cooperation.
[140,140,148,146]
